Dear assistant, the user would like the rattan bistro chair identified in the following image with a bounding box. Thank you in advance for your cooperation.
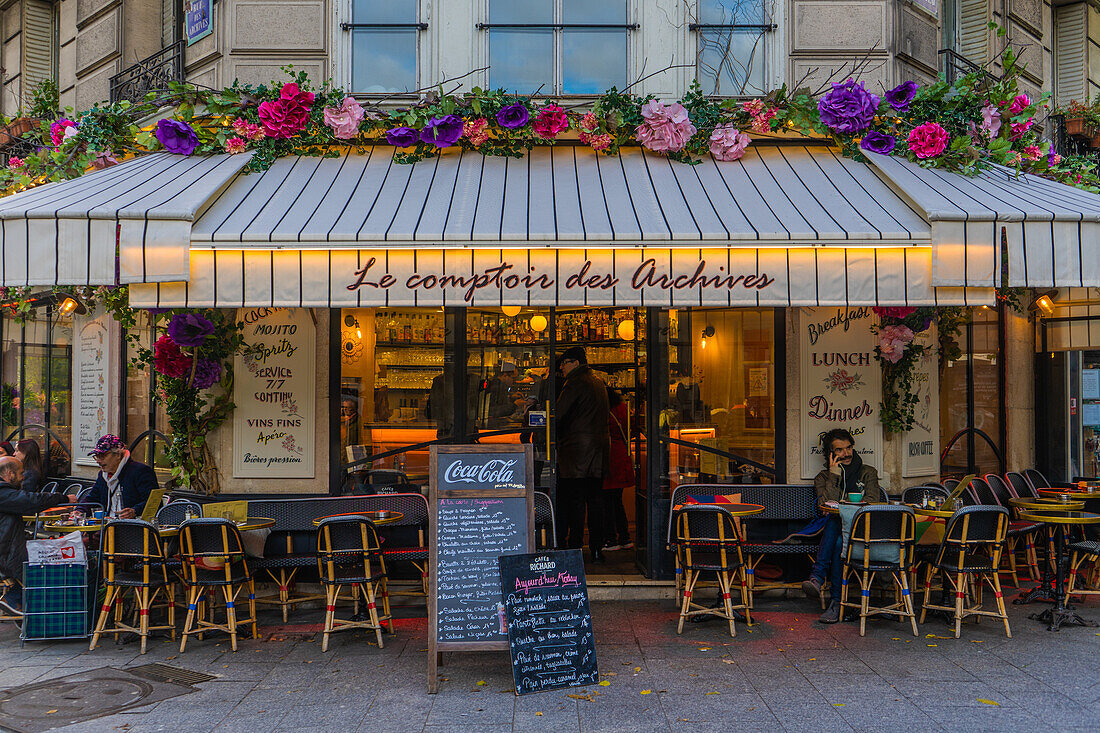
[89,520,175,655]
[1067,540,1100,599]
[671,505,752,637]
[177,518,258,653]
[316,516,393,651]
[839,505,919,637]
[919,506,1012,639]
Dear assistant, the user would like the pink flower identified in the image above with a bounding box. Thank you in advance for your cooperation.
[1007,152,1023,166]
[533,105,569,140]
[741,100,766,116]
[749,109,775,133]
[257,82,314,139]
[1050,152,1062,166]
[224,137,247,154]
[635,100,697,153]
[7,156,23,171]
[232,118,249,136]
[463,117,489,146]
[1023,145,1042,161]
[1009,119,1033,141]
[907,122,949,159]
[323,96,365,140]
[587,133,613,151]
[878,324,915,364]
[872,306,916,319]
[980,104,1001,138]
[708,124,751,161]
[245,123,265,141]
[50,119,77,147]
[578,113,600,133]
[1008,94,1031,115]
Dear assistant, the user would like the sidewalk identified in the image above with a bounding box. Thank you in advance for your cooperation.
[0,589,1098,732]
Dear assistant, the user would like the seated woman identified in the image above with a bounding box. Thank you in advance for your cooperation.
[14,440,45,493]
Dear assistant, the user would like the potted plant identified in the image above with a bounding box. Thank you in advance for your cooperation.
[0,79,58,147]
[1059,98,1100,140]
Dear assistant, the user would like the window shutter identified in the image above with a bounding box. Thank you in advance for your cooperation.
[958,0,989,65]
[22,0,55,95]
[1054,4,1089,108]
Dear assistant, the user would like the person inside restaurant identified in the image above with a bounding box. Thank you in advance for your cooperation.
[555,347,611,563]
[803,428,881,624]
[15,440,45,493]
[0,456,71,614]
[484,361,527,428]
[86,434,158,519]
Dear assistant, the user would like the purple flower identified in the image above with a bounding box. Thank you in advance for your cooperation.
[167,312,215,347]
[155,119,200,156]
[884,81,919,112]
[859,131,896,155]
[191,358,223,390]
[385,126,419,147]
[496,103,530,129]
[418,115,463,148]
[817,79,880,134]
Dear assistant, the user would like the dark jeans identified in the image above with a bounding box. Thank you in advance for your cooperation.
[810,516,844,603]
[603,488,630,545]
[556,477,605,557]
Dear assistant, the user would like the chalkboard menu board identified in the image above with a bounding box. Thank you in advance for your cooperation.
[437,497,527,643]
[428,444,534,694]
[499,550,597,695]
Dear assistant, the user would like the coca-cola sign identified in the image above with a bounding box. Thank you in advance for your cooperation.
[443,458,520,487]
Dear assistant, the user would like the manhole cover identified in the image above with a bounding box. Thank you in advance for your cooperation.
[0,666,199,733]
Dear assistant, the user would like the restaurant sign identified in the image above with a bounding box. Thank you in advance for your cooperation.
[799,307,883,479]
[72,309,115,466]
[232,307,316,478]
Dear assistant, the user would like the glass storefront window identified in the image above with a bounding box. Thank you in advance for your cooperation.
[0,309,75,477]
[339,307,449,489]
[660,308,776,491]
[124,311,173,473]
[940,308,1003,476]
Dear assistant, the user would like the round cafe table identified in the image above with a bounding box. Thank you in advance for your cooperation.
[1009,497,1086,512]
[1038,487,1100,500]
[908,504,958,519]
[28,516,277,538]
[312,511,404,527]
[1018,510,1100,631]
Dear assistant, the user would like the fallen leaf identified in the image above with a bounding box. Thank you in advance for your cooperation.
[722,659,735,665]
[927,644,937,647]
[535,712,543,716]
[599,680,610,687]
[705,691,720,696]
[891,637,900,641]
[634,666,642,673]
[567,693,595,702]
[698,647,710,652]
[46,710,57,715]
[602,672,617,676]
[641,689,652,695]
[977,699,1000,706]
[476,680,486,686]
[833,703,845,707]
[808,658,816,661]
[970,640,984,643]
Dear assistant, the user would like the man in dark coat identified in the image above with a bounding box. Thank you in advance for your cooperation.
[555,347,611,562]
[87,434,159,519]
[0,456,70,614]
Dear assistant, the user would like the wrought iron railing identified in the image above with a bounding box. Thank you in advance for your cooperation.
[109,40,185,106]
[938,49,997,84]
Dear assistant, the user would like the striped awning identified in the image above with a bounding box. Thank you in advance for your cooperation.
[1,142,1094,307]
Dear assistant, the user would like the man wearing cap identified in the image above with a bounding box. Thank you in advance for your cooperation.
[555,346,611,563]
[87,435,159,520]
[0,456,72,614]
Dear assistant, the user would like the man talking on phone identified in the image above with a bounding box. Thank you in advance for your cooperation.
[802,428,881,624]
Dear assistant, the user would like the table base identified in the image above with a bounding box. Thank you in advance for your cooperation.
[1029,606,1098,632]
[1014,581,1056,605]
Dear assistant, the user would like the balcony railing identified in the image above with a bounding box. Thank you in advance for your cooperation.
[938,49,997,85]
[109,40,185,106]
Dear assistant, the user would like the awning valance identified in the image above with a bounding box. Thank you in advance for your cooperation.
[1,143,1095,306]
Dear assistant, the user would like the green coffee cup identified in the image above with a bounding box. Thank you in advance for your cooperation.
[846,492,864,503]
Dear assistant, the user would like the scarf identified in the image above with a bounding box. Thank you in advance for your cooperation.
[840,452,864,496]
[102,450,130,516]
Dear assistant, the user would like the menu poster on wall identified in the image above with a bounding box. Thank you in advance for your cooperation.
[233,308,315,478]
[73,310,112,466]
[799,307,883,479]
[1083,369,1100,401]
[902,328,940,477]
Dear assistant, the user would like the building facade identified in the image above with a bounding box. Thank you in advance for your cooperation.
[1,0,1096,577]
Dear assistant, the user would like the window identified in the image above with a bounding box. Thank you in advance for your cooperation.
[124,312,173,476]
[344,0,425,94]
[694,0,773,95]
[483,0,633,95]
[940,308,1003,476]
